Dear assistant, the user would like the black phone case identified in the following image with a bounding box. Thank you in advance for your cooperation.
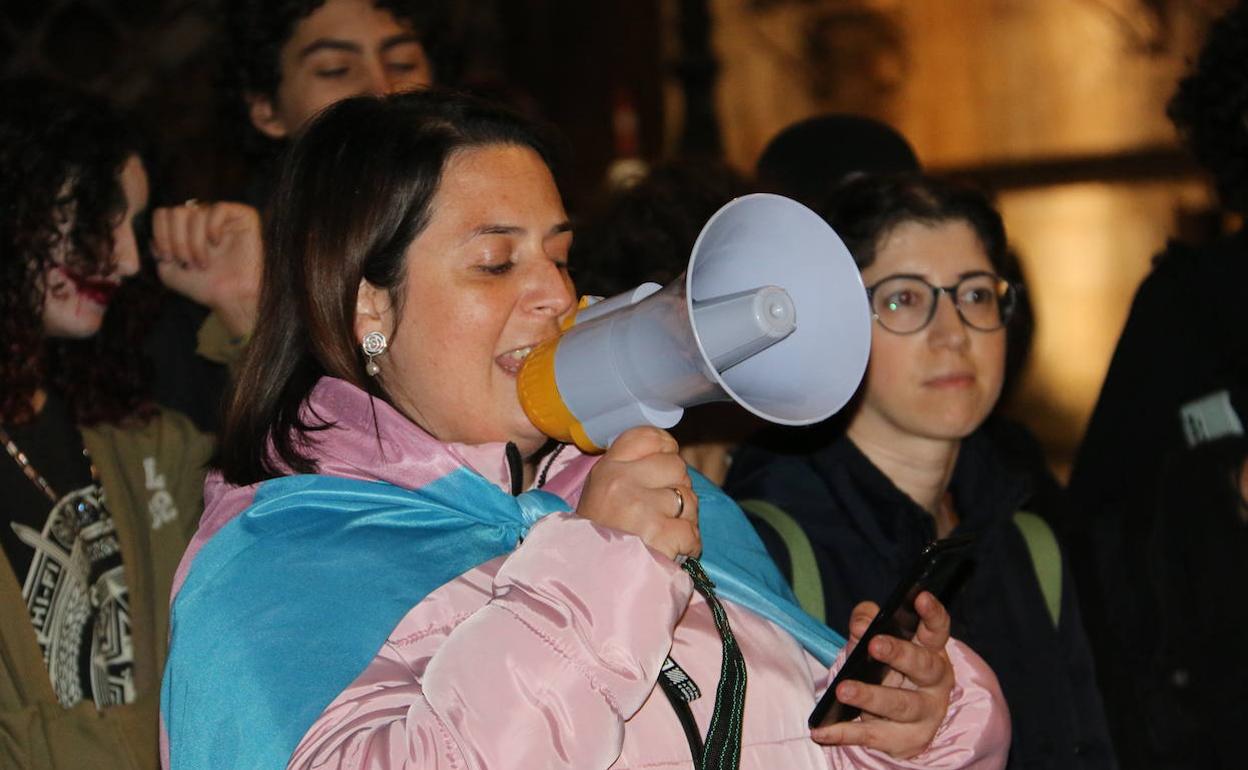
[808,534,974,728]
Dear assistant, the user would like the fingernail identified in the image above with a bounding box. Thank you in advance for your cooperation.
[839,683,857,700]
[874,637,892,656]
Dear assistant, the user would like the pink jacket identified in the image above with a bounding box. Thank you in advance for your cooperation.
[172,379,1009,769]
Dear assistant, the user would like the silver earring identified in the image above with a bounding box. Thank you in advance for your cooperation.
[361,331,387,376]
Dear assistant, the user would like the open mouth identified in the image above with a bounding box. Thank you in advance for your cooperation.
[63,269,120,306]
[495,345,534,376]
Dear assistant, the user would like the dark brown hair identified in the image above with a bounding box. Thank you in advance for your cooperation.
[571,159,753,297]
[1167,1,1248,214]
[819,173,1008,273]
[0,77,157,427]
[216,88,557,485]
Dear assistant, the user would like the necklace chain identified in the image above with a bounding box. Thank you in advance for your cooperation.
[0,425,94,504]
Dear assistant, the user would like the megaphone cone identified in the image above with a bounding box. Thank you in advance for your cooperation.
[518,193,871,453]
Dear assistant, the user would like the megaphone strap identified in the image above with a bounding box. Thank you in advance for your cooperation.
[677,558,747,770]
[657,657,705,763]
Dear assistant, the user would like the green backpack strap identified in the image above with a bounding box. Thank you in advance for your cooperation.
[1013,511,1062,628]
[739,499,826,624]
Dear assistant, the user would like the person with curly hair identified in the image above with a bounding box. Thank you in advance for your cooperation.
[0,77,223,770]
[146,0,444,433]
[1065,2,1248,767]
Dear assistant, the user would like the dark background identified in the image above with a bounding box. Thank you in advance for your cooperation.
[0,0,670,210]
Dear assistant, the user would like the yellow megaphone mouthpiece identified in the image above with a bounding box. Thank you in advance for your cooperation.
[516,328,604,454]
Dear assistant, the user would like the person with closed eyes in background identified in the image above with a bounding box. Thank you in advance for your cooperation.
[145,0,445,434]
[726,174,1116,770]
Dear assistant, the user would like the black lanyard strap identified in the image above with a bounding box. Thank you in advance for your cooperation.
[658,558,747,769]
[658,656,704,763]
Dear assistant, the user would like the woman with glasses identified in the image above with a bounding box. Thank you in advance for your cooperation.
[726,174,1115,770]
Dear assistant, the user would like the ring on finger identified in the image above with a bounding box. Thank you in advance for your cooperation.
[671,487,685,518]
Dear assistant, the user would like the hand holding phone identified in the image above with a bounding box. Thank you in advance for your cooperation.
[809,535,973,729]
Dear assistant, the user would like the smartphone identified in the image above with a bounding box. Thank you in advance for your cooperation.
[808,534,975,728]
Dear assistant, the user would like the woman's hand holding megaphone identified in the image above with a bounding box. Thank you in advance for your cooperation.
[577,427,702,562]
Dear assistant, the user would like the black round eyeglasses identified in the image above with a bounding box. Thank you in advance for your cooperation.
[864,271,1019,335]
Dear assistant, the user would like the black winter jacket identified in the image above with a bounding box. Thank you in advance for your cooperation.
[725,429,1115,770]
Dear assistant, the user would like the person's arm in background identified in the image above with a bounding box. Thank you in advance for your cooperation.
[151,200,263,342]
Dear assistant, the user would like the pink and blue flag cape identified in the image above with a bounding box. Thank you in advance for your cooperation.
[161,466,844,769]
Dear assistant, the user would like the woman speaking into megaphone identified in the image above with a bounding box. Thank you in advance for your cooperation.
[161,89,1008,770]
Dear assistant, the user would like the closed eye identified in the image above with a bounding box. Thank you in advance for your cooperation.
[386,62,422,74]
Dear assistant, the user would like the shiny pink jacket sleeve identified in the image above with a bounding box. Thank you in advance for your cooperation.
[289,512,1010,769]
[817,641,1010,770]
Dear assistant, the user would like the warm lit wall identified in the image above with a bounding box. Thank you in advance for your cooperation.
[705,0,1212,170]
[997,179,1211,467]
[894,0,1205,165]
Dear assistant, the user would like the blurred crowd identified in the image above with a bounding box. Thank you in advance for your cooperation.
[2,1,1246,769]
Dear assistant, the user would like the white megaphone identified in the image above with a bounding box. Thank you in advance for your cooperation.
[517,193,871,453]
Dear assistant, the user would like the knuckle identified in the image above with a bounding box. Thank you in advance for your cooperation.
[637,516,658,540]
[857,724,881,749]
[634,425,663,444]
[897,692,923,722]
[684,519,701,541]
[622,494,646,521]
[601,471,627,499]
[912,649,937,681]
[609,429,641,453]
